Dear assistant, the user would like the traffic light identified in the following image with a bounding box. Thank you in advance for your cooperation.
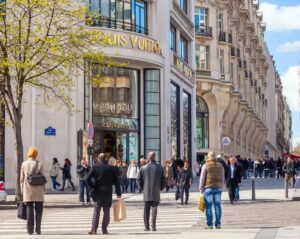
[87,146,94,155]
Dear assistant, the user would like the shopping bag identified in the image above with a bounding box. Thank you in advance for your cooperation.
[198,194,205,212]
[17,202,27,220]
[114,199,126,222]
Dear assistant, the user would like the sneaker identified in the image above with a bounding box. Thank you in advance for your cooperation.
[152,228,157,231]
[216,225,221,229]
[205,226,213,229]
[103,230,109,235]
[51,188,55,191]
[144,228,150,232]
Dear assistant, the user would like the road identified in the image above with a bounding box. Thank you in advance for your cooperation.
[0,178,299,239]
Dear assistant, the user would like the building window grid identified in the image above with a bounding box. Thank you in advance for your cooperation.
[170,24,177,52]
[177,0,187,13]
[219,49,225,74]
[196,45,209,70]
[196,96,209,149]
[170,82,180,159]
[180,35,188,63]
[88,0,148,35]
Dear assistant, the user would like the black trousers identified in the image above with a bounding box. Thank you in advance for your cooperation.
[62,176,75,190]
[227,179,237,203]
[180,185,190,204]
[26,202,43,234]
[144,201,159,230]
[91,202,110,233]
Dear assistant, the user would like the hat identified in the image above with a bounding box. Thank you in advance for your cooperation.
[217,154,222,159]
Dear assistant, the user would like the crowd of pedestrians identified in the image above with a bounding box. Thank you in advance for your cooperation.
[19,145,299,235]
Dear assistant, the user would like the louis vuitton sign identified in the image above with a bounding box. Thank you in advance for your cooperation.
[90,30,163,56]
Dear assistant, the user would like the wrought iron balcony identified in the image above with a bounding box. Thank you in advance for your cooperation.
[219,31,226,42]
[88,16,149,35]
[195,26,213,38]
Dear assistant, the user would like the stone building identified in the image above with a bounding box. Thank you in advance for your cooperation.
[193,0,292,160]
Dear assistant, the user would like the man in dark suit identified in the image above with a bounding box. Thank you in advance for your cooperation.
[137,152,166,232]
[86,153,121,235]
[227,157,240,204]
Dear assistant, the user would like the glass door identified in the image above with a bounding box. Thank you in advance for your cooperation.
[116,132,128,162]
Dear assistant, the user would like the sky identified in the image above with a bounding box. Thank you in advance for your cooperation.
[260,0,300,148]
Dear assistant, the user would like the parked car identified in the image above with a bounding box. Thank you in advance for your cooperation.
[0,181,7,202]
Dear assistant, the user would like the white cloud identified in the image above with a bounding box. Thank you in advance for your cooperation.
[293,137,300,148]
[277,41,300,53]
[260,3,300,32]
[281,65,300,112]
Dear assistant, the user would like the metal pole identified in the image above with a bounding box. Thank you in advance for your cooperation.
[285,178,289,199]
[252,178,255,200]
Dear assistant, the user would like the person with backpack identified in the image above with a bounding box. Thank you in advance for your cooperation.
[86,153,122,235]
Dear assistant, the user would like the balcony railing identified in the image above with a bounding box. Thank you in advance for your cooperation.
[195,26,213,37]
[88,16,148,35]
[219,31,226,42]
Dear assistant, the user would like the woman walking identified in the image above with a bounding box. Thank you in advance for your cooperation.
[283,157,296,191]
[50,158,61,190]
[164,160,174,192]
[127,160,139,193]
[20,147,45,235]
[60,158,75,191]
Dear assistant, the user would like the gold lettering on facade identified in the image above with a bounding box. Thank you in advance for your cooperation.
[92,30,163,56]
[174,56,193,80]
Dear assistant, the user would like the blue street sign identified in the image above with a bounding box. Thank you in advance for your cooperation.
[44,127,56,136]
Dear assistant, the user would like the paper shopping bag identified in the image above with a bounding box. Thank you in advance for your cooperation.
[114,199,127,222]
[198,194,206,212]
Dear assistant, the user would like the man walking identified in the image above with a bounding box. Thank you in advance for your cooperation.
[199,151,224,229]
[226,157,240,204]
[137,152,166,232]
[77,158,91,205]
[86,153,121,235]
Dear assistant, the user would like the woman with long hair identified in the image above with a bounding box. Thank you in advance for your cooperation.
[60,158,75,191]
[50,158,61,190]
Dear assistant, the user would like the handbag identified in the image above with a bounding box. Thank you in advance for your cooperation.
[28,162,47,186]
[114,199,127,222]
[198,194,206,212]
[17,202,27,220]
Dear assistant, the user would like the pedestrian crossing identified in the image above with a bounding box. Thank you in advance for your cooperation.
[0,198,204,238]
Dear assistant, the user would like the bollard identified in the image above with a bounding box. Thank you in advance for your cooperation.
[252,178,255,200]
[285,179,289,199]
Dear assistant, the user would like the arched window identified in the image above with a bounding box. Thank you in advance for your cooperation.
[196,96,209,149]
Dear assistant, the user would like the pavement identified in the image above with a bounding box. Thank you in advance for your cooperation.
[0,177,299,239]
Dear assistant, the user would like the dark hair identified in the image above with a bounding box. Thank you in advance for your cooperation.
[64,158,71,166]
[53,158,58,165]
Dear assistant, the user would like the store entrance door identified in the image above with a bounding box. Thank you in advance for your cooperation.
[97,130,139,164]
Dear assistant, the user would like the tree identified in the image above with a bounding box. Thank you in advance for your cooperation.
[0,0,116,200]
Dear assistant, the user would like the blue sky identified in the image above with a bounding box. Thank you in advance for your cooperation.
[260,0,300,147]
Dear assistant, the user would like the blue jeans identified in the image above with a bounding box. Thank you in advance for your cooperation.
[51,176,60,189]
[129,178,137,193]
[235,185,240,200]
[79,180,90,203]
[204,188,222,227]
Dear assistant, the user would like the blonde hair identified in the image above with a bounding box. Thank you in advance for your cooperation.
[27,147,38,159]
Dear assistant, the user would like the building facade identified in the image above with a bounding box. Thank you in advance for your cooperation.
[4,0,196,189]
[193,0,292,160]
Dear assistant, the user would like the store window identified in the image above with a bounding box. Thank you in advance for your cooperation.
[196,45,209,70]
[88,0,148,35]
[170,83,180,159]
[183,91,191,164]
[180,35,188,63]
[170,24,176,52]
[196,96,209,149]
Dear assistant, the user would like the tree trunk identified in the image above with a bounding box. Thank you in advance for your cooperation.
[14,116,24,202]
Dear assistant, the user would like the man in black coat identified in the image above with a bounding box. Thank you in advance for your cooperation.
[217,154,228,180]
[86,153,121,235]
[137,152,166,232]
[227,157,240,204]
